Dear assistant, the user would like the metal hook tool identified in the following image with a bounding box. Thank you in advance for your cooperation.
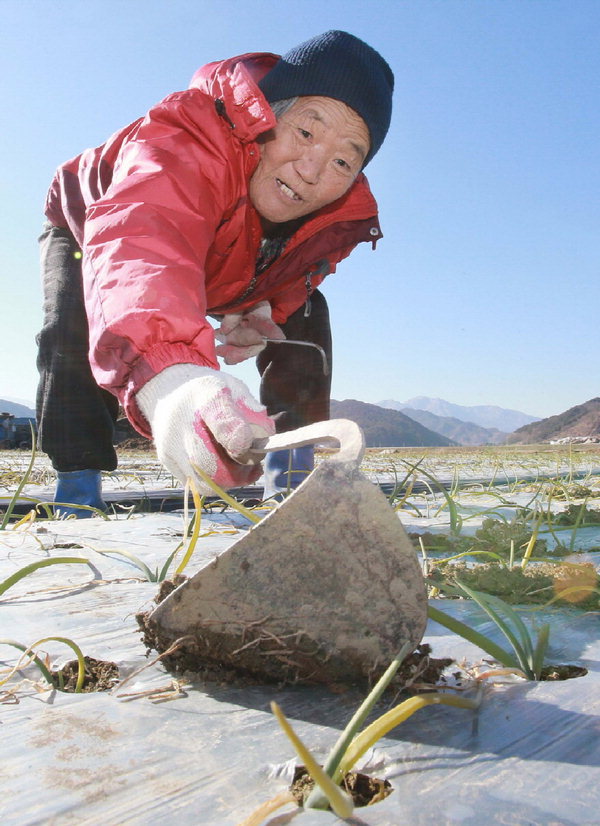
[264,339,329,375]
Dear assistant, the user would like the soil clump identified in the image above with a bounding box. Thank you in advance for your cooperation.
[540,664,588,680]
[291,765,393,808]
[53,656,120,692]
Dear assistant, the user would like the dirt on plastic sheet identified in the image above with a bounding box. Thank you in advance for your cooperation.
[539,664,588,681]
[291,765,393,808]
[52,656,120,692]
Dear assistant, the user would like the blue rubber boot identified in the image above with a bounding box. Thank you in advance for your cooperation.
[262,446,314,501]
[54,470,107,519]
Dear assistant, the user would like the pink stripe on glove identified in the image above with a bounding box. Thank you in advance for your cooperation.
[136,364,275,493]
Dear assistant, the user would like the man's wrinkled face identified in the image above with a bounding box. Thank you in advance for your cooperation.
[249,96,370,227]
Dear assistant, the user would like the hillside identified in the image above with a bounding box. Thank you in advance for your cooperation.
[507,398,600,444]
[330,399,456,447]
[0,399,35,418]
[378,396,538,432]
[401,407,508,445]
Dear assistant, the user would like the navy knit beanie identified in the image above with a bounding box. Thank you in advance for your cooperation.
[258,30,394,166]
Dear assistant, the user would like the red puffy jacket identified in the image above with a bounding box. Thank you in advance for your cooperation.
[45,52,383,436]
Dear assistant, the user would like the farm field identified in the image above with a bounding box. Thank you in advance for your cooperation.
[1,442,599,824]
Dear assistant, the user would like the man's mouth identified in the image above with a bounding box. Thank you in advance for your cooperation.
[276,178,302,201]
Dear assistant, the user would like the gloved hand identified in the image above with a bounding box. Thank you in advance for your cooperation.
[136,364,275,492]
[214,301,285,365]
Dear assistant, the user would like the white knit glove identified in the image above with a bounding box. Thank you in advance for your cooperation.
[136,364,275,492]
[214,301,285,365]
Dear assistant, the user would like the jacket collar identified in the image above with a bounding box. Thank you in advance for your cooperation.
[189,52,279,143]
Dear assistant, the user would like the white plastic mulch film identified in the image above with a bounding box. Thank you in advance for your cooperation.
[1,448,599,825]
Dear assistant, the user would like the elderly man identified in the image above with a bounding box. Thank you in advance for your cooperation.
[36,30,393,515]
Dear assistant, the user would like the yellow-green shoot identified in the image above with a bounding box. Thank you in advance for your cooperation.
[190,464,261,524]
[0,636,86,693]
[268,643,479,815]
[1,423,37,529]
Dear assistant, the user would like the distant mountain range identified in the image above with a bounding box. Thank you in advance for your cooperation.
[378,397,539,432]
[399,407,507,445]
[2,395,597,448]
[0,399,35,418]
[506,398,600,444]
[330,399,456,447]
[371,396,599,446]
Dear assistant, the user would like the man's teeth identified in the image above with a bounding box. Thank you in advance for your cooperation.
[277,179,300,200]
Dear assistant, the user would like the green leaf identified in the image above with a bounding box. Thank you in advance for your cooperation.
[454,581,534,676]
[432,549,507,566]
[0,638,55,687]
[94,549,156,582]
[337,692,480,779]
[0,557,94,597]
[157,545,182,582]
[427,603,519,670]
[531,623,550,680]
[0,636,86,692]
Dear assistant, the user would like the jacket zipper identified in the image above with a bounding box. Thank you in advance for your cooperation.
[304,271,313,316]
[231,273,259,306]
[223,264,315,312]
[214,98,236,130]
[216,216,379,314]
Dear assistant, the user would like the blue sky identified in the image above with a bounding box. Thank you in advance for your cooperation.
[1,0,598,419]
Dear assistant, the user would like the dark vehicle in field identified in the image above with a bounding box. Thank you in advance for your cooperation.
[0,413,36,449]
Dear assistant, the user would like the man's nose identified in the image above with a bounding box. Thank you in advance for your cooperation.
[293,147,326,184]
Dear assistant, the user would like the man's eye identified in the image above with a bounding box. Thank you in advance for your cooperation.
[298,128,312,139]
[335,159,352,172]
